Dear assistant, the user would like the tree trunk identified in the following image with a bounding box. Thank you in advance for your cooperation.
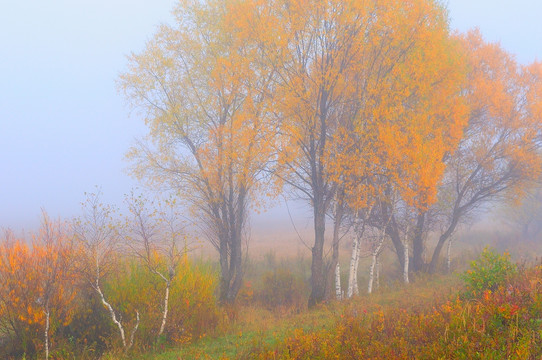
[325,201,343,299]
[347,233,360,298]
[412,212,425,272]
[368,235,385,294]
[403,242,409,284]
[385,219,405,270]
[429,215,459,273]
[368,252,377,294]
[44,307,49,360]
[375,257,380,290]
[335,263,342,300]
[308,202,326,307]
[158,282,170,337]
[96,282,127,348]
[218,233,231,304]
[95,281,139,350]
[447,237,453,273]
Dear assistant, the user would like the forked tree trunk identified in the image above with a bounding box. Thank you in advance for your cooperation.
[96,281,139,350]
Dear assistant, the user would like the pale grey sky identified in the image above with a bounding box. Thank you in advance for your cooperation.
[0,0,540,230]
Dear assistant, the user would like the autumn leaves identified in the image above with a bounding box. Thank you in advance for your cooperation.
[119,0,542,308]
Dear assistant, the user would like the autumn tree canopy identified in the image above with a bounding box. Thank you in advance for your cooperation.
[120,0,275,303]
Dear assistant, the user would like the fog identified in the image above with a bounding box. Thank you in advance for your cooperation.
[0,0,540,232]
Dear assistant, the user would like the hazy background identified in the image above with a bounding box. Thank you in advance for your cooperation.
[0,0,540,232]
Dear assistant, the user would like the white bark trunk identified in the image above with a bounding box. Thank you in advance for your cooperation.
[347,234,360,298]
[368,238,384,294]
[128,310,140,350]
[335,262,342,300]
[368,252,376,294]
[353,242,360,296]
[96,282,127,348]
[375,257,380,290]
[403,242,409,284]
[158,282,170,336]
[44,308,49,360]
[447,237,453,273]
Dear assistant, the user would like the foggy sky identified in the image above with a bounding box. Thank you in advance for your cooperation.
[0,0,540,231]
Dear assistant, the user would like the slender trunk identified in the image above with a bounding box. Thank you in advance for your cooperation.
[335,262,342,300]
[309,201,326,307]
[96,282,126,348]
[403,242,409,284]
[158,282,170,337]
[44,307,49,360]
[368,238,384,294]
[347,233,360,298]
[412,213,425,272]
[375,257,380,290]
[128,311,140,350]
[325,201,343,299]
[352,242,360,296]
[429,215,459,273]
[368,252,377,294]
[447,237,453,273]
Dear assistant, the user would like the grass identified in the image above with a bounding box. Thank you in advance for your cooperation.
[132,271,463,360]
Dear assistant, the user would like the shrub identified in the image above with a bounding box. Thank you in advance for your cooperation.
[462,247,517,296]
[104,256,220,348]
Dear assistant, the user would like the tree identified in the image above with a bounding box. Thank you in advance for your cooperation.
[73,191,140,350]
[119,0,274,304]
[0,214,76,359]
[123,192,187,339]
[422,31,542,273]
[239,0,466,305]
[324,0,467,278]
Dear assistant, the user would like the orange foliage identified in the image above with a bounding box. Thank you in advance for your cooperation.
[0,213,77,356]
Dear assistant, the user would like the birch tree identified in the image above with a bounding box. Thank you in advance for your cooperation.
[73,191,139,351]
[123,192,187,339]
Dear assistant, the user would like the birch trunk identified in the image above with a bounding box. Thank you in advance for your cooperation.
[96,281,139,350]
[347,234,360,298]
[158,282,170,336]
[44,307,49,360]
[128,311,140,350]
[447,237,453,273]
[96,282,127,348]
[403,242,409,284]
[353,242,360,296]
[375,257,380,290]
[335,262,342,300]
[368,252,377,294]
[368,238,384,294]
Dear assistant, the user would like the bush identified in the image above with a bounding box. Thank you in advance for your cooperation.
[462,247,517,296]
[249,265,542,359]
[104,256,220,349]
